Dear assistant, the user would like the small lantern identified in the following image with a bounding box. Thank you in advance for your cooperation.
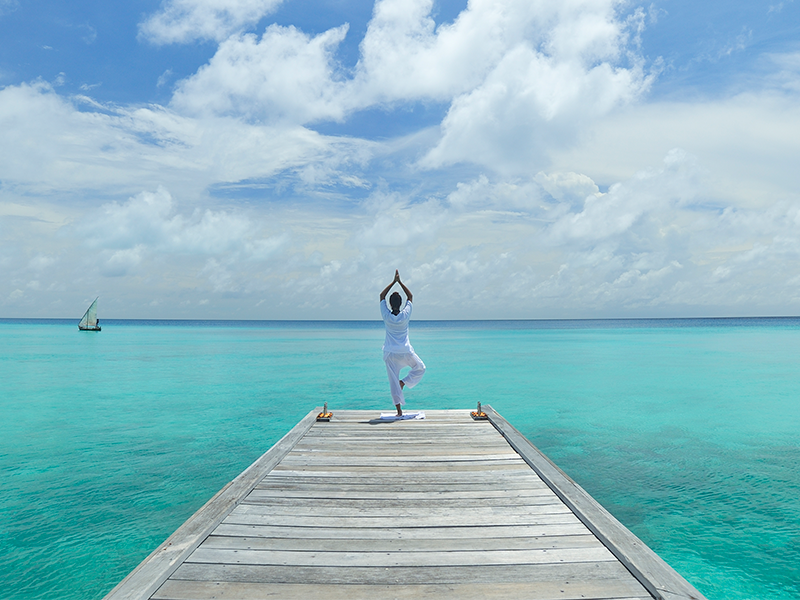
[471,401,488,420]
[317,402,333,421]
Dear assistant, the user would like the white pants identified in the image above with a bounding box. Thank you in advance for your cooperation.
[383,351,426,406]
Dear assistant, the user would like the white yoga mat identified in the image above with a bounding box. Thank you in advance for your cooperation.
[379,411,425,421]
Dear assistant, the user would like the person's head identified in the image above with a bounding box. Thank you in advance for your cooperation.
[389,292,402,313]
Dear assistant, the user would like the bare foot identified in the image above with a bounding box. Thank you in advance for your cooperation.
[399,380,405,390]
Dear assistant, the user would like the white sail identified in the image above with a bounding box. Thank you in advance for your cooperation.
[79,298,99,329]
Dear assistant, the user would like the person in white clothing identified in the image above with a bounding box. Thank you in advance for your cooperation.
[379,270,426,416]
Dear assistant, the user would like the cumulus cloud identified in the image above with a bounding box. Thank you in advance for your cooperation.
[536,171,599,207]
[172,24,349,123]
[548,149,700,244]
[28,255,58,271]
[101,246,145,277]
[81,187,285,260]
[355,191,447,248]
[0,0,19,17]
[445,174,548,214]
[7,0,800,318]
[349,0,504,103]
[547,89,800,205]
[766,51,800,93]
[329,150,800,317]
[5,143,800,317]
[0,81,368,198]
[140,0,284,44]
[167,0,653,162]
[351,0,649,108]
[421,3,653,172]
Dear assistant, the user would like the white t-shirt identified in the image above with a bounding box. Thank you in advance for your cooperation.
[381,299,414,353]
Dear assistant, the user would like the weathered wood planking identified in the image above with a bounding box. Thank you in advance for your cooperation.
[104,408,707,600]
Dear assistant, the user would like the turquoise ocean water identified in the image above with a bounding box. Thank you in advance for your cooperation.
[1,318,798,599]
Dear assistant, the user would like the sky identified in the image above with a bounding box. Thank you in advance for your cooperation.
[1,0,800,320]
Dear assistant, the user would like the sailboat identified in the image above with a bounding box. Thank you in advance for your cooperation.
[78,297,101,331]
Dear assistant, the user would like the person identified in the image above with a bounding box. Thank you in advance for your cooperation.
[379,270,426,416]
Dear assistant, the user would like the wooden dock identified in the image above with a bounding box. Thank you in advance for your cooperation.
[103,407,707,600]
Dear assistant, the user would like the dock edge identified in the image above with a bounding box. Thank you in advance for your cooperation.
[483,404,708,600]
[101,407,320,600]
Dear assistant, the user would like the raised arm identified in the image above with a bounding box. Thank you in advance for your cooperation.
[396,273,413,303]
[379,270,401,301]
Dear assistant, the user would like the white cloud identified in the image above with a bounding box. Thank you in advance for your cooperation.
[139,0,284,44]
[160,0,652,173]
[27,255,58,271]
[0,0,19,17]
[157,69,174,88]
[338,150,800,317]
[80,24,97,45]
[548,89,800,207]
[445,174,548,214]
[0,82,369,198]
[548,149,699,244]
[101,246,145,277]
[421,1,653,173]
[171,24,350,123]
[167,0,652,152]
[536,171,599,207]
[766,51,800,93]
[5,143,800,317]
[354,191,447,248]
[81,187,286,261]
[349,0,503,103]
[351,0,646,106]
[7,0,800,318]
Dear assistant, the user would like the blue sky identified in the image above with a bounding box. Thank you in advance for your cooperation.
[1,0,800,319]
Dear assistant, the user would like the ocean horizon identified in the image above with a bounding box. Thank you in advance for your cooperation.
[1,317,798,599]
[6,315,800,327]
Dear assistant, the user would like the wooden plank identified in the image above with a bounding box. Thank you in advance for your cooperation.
[318,410,473,419]
[305,420,495,427]
[234,499,567,515]
[101,408,320,600]
[246,487,558,499]
[242,492,561,507]
[304,430,498,436]
[269,462,530,471]
[289,443,511,451]
[298,436,504,444]
[303,431,500,439]
[212,522,595,540]
[291,444,516,459]
[254,478,552,491]
[153,579,652,600]
[228,506,572,521]
[279,453,523,463]
[248,487,555,499]
[106,408,704,600]
[304,432,500,438]
[167,561,646,586]
[231,501,576,518]
[222,510,582,528]
[185,545,618,567]
[264,468,535,477]
[293,437,510,444]
[309,417,488,423]
[483,405,707,600]
[200,532,603,552]
[307,423,495,429]
[269,463,532,474]
[270,463,528,474]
